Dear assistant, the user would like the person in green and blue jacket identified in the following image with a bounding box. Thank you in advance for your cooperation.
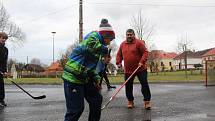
[62,18,115,121]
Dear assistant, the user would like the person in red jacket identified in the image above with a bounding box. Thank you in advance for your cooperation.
[116,29,151,110]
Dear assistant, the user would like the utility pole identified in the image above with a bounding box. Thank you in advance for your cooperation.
[79,0,83,42]
[27,56,29,64]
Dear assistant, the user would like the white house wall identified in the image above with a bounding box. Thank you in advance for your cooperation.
[173,58,202,70]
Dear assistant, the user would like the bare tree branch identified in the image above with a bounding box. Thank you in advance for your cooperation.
[130,10,154,50]
[176,33,193,53]
[0,5,25,46]
[59,39,79,67]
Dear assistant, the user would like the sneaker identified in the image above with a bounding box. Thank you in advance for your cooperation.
[0,101,7,107]
[144,101,151,110]
[108,85,116,89]
[107,85,116,91]
[127,101,134,109]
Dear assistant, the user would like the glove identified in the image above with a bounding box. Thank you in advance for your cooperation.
[138,63,143,67]
[0,72,8,78]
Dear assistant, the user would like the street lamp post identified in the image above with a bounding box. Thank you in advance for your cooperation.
[51,32,56,63]
[183,44,188,79]
[79,0,83,42]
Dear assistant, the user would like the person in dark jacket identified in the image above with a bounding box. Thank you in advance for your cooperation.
[62,19,115,121]
[0,32,8,107]
[96,59,116,90]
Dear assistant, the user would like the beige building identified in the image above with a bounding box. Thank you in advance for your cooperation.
[148,50,178,72]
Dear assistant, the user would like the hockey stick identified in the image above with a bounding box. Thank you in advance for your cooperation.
[0,72,46,100]
[11,81,46,100]
[101,66,141,110]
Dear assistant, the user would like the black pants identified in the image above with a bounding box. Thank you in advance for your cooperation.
[0,75,5,101]
[125,70,151,101]
[98,72,111,87]
[64,80,102,121]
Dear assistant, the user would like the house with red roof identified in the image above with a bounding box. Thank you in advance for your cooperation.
[46,61,63,72]
[202,48,215,68]
[149,50,178,72]
[202,48,215,60]
[173,48,212,70]
[44,61,63,77]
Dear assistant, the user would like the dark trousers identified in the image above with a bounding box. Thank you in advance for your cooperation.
[0,75,5,101]
[98,72,111,87]
[124,70,151,101]
[64,80,102,121]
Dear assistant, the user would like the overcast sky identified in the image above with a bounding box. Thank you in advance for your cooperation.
[3,0,215,65]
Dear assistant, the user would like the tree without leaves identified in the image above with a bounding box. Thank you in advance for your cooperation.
[60,38,119,72]
[131,10,158,73]
[176,33,194,53]
[30,58,41,65]
[15,62,26,72]
[148,50,159,73]
[7,59,26,77]
[59,40,79,68]
[0,5,25,46]
[176,33,194,79]
[130,10,155,50]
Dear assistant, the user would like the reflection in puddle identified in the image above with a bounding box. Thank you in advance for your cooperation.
[141,110,151,121]
[153,113,208,121]
[0,108,5,121]
[123,108,152,121]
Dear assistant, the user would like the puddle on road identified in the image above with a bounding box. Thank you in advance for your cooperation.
[153,113,213,121]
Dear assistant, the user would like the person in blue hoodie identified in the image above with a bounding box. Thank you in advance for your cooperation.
[96,58,116,90]
[62,19,115,121]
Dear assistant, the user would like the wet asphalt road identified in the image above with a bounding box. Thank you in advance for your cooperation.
[0,83,215,121]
